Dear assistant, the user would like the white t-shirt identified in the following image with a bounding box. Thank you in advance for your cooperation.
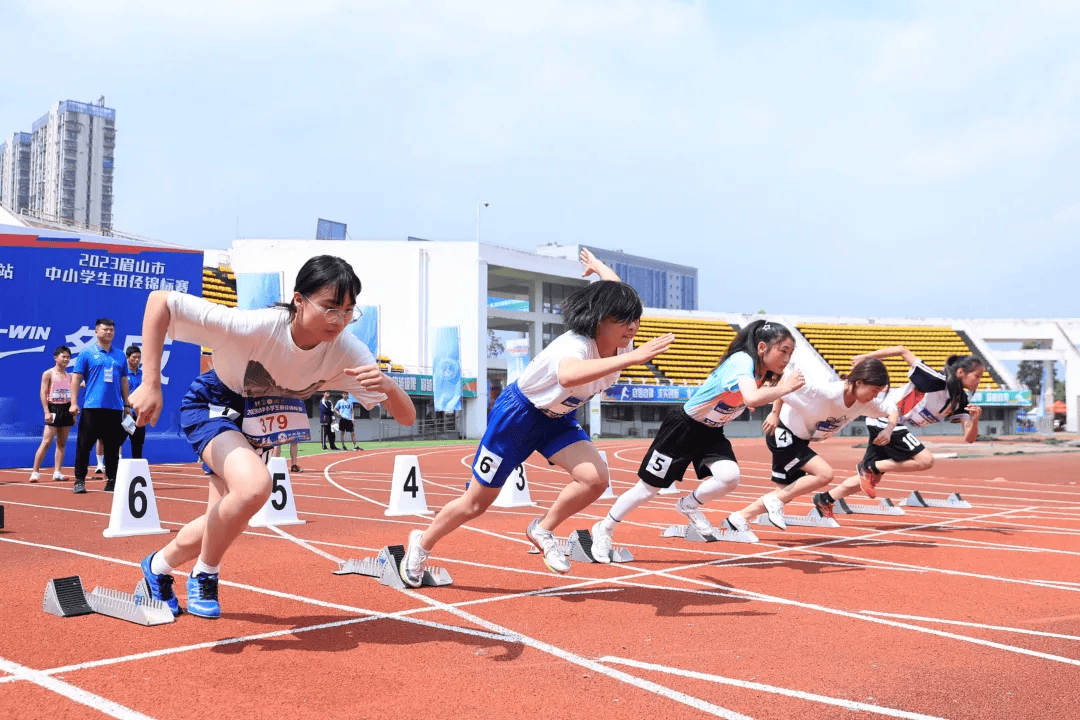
[515,331,629,416]
[166,292,386,408]
[780,380,896,441]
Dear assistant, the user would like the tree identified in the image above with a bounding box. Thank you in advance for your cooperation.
[1016,341,1063,405]
[487,329,505,359]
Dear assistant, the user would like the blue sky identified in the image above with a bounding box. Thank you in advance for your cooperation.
[2,0,1077,319]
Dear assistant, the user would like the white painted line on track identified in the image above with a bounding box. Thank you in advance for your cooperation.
[0,655,157,719]
[598,656,950,720]
[859,611,1080,641]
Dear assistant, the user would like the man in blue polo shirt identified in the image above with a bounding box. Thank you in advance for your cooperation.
[69,318,130,494]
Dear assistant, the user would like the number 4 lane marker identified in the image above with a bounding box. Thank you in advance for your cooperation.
[103,459,169,538]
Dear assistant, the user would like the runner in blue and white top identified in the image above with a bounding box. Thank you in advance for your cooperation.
[727,358,898,531]
[399,248,675,586]
[128,255,415,620]
[818,346,985,505]
[590,320,806,557]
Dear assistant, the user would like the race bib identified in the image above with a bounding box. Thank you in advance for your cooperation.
[241,397,311,448]
[104,365,114,383]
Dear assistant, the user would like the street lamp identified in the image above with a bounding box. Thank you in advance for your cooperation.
[476,202,489,242]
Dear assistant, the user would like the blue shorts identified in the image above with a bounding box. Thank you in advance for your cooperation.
[471,383,589,488]
[179,370,247,464]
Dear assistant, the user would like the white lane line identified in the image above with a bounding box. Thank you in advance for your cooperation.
[598,656,949,720]
[0,655,157,719]
[859,611,1080,641]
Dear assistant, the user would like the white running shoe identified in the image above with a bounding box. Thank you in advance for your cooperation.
[526,519,571,574]
[29,472,40,483]
[762,494,788,530]
[724,513,750,533]
[676,495,715,535]
[590,521,613,564]
[399,529,430,588]
[53,471,65,481]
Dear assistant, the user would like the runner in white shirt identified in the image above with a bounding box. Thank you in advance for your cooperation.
[815,347,985,509]
[726,358,898,531]
[129,255,415,619]
[399,249,675,586]
[589,320,806,559]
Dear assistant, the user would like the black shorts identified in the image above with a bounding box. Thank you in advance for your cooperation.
[339,418,355,433]
[46,403,74,428]
[637,408,737,489]
[765,420,815,486]
[862,423,925,466]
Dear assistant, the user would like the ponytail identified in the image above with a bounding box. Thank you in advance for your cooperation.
[716,319,794,385]
[941,354,985,414]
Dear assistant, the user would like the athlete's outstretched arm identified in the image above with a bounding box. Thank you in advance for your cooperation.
[129,290,171,427]
[579,248,620,282]
[852,345,917,369]
[558,333,675,387]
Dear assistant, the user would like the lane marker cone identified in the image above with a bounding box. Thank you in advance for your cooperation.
[103,459,169,538]
[249,457,306,527]
[492,464,537,508]
[385,455,432,516]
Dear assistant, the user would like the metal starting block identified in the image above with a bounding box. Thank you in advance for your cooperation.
[527,529,634,563]
[43,575,174,625]
[754,507,842,529]
[334,544,453,588]
[661,524,759,544]
[899,491,972,509]
[834,497,906,516]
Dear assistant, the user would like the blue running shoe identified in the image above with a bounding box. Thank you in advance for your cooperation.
[140,553,182,616]
[186,572,220,619]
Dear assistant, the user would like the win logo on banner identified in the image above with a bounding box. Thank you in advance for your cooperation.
[433,326,461,412]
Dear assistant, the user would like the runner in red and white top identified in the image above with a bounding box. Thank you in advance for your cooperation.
[816,346,985,506]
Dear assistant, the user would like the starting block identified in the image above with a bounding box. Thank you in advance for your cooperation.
[834,497,906,516]
[527,529,634,563]
[754,507,842,529]
[43,575,175,625]
[899,491,972,509]
[661,524,759,544]
[334,544,453,588]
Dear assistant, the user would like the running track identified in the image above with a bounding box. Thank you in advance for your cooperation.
[1,438,1078,719]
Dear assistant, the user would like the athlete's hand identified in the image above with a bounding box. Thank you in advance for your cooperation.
[579,248,603,278]
[967,405,983,422]
[872,429,892,446]
[780,369,805,394]
[44,410,53,423]
[345,364,393,394]
[851,354,869,369]
[69,402,80,417]
[762,412,780,435]
[631,333,675,364]
[129,383,162,427]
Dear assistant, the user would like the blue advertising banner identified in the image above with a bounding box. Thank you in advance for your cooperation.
[602,383,694,403]
[235,272,282,310]
[349,305,379,357]
[432,326,461,412]
[0,232,203,467]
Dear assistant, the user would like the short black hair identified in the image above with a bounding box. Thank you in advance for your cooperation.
[278,255,363,317]
[53,345,71,358]
[95,318,115,328]
[125,345,141,358]
[561,281,642,338]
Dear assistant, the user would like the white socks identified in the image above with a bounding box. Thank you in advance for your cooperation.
[150,551,174,576]
[690,460,741,504]
[192,559,220,577]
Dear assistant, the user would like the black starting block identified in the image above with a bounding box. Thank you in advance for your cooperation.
[0,504,4,529]
[335,544,453,588]
[43,575,175,625]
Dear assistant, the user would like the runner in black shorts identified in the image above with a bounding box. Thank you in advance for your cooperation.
[814,347,985,508]
[589,320,805,560]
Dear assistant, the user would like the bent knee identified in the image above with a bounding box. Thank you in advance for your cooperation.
[573,466,608,493]
[916,455,934,471]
